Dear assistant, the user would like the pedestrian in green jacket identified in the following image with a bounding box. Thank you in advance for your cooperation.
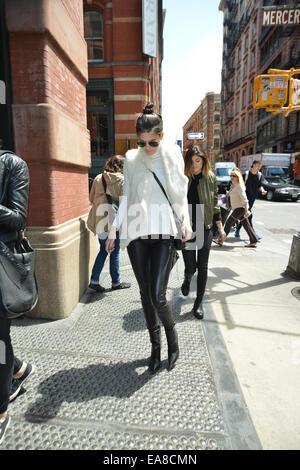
[181,146,226,319]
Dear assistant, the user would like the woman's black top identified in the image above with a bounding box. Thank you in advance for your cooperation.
[187,173,202,231]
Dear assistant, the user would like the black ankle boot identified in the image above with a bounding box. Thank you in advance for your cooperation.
[181,273,193,296]
[165,326,179,371]
[192,301,204,320]
[148,327,161,374]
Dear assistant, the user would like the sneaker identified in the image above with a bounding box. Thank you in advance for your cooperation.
[235,230,240,238]
[9,363,35,402]
[111,282,131,290]
[0,414,11,445]
[256,234,262,240]
[88,283,105,293]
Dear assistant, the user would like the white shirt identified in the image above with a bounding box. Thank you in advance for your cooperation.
[113,148,177,238]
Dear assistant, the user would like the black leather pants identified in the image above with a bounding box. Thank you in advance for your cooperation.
[182,228,213,306]
[127,237,175,331]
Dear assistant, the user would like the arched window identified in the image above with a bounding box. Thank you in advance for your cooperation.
[84,10,104,61]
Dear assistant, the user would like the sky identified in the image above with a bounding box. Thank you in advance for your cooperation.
[161,0,224,144]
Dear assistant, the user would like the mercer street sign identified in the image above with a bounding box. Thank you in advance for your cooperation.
[187,132,205,140]
[262,7,300,26]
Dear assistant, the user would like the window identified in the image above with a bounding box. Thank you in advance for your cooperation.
[86,79,114,178]
[249,79,254,103]
[84,10,104,61]
[248,113,253,133]
[236,93,240,113]
[242,88,246,108]
[252,16,257,37]
[251,47,256,68]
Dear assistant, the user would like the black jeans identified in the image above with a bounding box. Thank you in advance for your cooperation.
[0,317,23,414]
[182,228,213,305]
[236,197,255,231]
[127,237,175,332]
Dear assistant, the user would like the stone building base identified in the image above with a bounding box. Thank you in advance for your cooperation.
[26,215,98,320]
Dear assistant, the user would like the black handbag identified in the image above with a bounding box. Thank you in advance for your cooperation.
[150,170,186,250]
[0,236,38,319]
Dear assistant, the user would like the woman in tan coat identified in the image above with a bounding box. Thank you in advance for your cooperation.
[213,169,258,247]
[87,155,131,292]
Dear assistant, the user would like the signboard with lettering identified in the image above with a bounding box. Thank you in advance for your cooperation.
[262,7,300,26]
[142,0,158,58]
[187,132,205,140]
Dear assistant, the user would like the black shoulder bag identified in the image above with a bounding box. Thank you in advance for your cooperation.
[150,170,185,251]
[0,151,38,318]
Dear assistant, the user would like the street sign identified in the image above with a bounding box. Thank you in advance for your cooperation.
[262,7,300,26]
[187,132,205,140]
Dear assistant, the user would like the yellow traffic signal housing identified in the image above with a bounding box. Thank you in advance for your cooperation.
[253,74,289,108]
[253,68,300,117]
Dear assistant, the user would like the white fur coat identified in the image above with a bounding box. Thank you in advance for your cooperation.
[116,143,192,248]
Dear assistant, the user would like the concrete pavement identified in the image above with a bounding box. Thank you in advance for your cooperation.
[207,199,300,450]
[2,199,300,450]
[2,248,261,451]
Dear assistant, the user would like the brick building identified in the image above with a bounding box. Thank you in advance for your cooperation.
[219,0,258,162]
[183,92,221,165]
[0,0,163,319]
[255,0,300,155]
[83,0,163,178]
[219,0,300,165]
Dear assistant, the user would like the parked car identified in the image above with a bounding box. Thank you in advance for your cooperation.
[260,176,300,202]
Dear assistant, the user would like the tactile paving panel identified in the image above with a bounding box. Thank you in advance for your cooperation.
[3,257,230,450]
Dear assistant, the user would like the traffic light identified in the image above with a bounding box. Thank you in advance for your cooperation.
[253,68,300,117]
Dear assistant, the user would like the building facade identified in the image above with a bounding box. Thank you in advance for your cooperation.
[255,0,300,156]
[219,0,300,165]
[183,92,221,165]
[83,0,163,178]
[0,0,164,319]
[219,0,259,163]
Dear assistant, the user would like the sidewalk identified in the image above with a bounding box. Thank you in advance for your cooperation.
[2,247,262,451]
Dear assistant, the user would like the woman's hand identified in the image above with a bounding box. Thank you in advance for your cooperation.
[106,226,117,253]
[218,228,226,243]
[181,222,193,243]
[245,210,251,219]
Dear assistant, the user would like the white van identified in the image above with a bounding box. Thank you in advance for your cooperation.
[214,162,236,193]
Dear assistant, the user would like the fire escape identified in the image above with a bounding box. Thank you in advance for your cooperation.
[221,0,256,152]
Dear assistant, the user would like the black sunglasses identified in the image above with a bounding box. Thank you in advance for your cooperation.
[137,140,160,148]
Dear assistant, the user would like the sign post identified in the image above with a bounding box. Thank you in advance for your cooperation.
[187,132,205,140]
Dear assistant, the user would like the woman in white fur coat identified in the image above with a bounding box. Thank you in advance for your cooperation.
[106,104,192,374]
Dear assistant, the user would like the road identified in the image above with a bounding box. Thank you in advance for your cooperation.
[206,197,300,449]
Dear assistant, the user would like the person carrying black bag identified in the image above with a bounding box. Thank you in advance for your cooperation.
[0,151,35,445]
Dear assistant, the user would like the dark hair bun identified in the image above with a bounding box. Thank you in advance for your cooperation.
[143,103,154,115]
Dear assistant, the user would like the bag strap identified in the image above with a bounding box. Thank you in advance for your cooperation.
[0,240,28,279]
[149,170,181,223]
[102,174,113,205]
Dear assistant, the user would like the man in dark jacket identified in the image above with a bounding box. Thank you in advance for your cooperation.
[235,160,266,239]
[0,151,35,445]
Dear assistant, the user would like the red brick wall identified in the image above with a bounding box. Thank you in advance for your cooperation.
[8,0,89,227]
[28,163,89,227]
[84,0,163,155]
